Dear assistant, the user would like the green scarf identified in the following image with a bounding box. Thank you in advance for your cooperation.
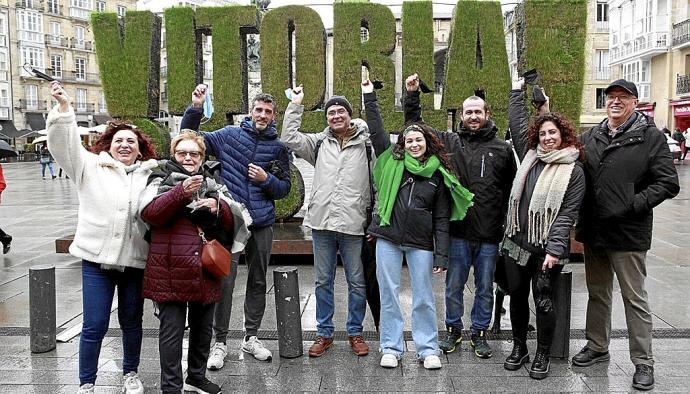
[373,148,474,226]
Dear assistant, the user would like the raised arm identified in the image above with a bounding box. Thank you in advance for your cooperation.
[362,80,390,156]
[280,85,320,165]
[508,78,530,162]
[403,74,423,124]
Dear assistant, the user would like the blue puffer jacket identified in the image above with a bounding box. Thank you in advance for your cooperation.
[180,106,291,228]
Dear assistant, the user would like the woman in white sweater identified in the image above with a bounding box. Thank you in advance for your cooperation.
[47,82,158,394]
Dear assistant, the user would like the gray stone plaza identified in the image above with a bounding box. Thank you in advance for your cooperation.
[0,161,689,392]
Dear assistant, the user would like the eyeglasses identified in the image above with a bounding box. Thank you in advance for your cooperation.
[606,94,633,102]
[174,150,201,159]
[327,108,348,118]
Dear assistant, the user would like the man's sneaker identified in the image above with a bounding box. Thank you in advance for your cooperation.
[504,339,530,371]
[632,364,655,390]
[308,336,333,357]
[77,384,95,394]
[348,335,369,356]
[438,327,462,354]
[380,353,398,368]
[207,342,228,370]
[1,235,11,254]
[470,331,492,358]
[183,377,222,394]
[529,349,550,380]
[241,335,272,361]
[571,346,610,367]
[122,372,144,394]
[423,355,442,370]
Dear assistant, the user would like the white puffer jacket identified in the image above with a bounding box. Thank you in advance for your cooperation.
[47,106,158,268]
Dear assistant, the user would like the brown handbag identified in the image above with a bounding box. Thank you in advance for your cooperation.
[198,227,231,278]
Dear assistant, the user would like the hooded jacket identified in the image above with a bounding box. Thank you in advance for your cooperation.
[180,107,291,228]
[576,112,679,251]
[280,92,389,235]
[404,91,517,243]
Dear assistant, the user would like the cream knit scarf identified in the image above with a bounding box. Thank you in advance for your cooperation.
[505,146,579,246]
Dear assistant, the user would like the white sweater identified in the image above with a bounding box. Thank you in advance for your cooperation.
[47,106,158,269]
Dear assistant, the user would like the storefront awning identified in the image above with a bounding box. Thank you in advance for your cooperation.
[25,113,46,131]
[0,120,19,137]
[93,114,111,125]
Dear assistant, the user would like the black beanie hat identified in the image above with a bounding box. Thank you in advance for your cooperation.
[324,95,353,117]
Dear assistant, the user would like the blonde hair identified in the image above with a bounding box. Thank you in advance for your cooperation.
[170,130,206,157]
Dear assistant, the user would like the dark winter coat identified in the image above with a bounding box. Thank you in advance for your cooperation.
[576,112,680,251]
[507,89,586,259]
[368,169,451,268]
[404,91,517,243]
[180,107,291,228]
[141,161,234,304]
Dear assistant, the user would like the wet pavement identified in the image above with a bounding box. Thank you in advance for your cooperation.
[0,160,688,392]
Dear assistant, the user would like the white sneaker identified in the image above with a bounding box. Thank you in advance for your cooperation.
[423,355,442,370]
[241,335,272,361]
[122,371,144,394]
[380,354,398,368]
[207,342,228,370]
[77,383,95,394]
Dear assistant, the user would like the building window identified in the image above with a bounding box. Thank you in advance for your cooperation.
[360,27,369,43]
[17,10,43,42]
[96,0,105,11]
[70,0,92,19]
[594,50,609,80]
[595,88,606,109]
[0,52,7,81]
[51,55,62,78]
[76,89,87,111]
[0,89,8,107]
[21,46,44,69]
[25,85,38,109]
[75,57,86,80]
[47,0,60,14]
[99,91,107,112]
[74,25,86,49]
[117,5,126,17]
[596,2,608,22]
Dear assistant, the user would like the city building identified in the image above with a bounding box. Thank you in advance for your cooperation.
[580,0,611,129]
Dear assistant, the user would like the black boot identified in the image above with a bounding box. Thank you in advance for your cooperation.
[504,338,529,371]
[0,234,11,254]
[529,347,550,380]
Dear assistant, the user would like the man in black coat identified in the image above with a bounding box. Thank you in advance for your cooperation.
[572,79,679,391]
[404,74,517,359]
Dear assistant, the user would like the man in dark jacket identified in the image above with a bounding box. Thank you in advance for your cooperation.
[572,79,679,391]
[180,85,291,368]
[404,74,517,359]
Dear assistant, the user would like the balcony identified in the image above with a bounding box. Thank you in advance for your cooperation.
[69,6,91,20]
[64,71,100,84]
[593,67,610,80]
[74,102,95,114]
[596,21,609,32]
[46,4,63,15]
[47,68,63,79]
[677,74,690,96]
[45,34,69,48]
[0,107,10,119]
[673,19,690,48]
[70,38,93,51]
[17,99,49,111]
[18,30,43,44]
[610,32,669,65]
[16,0,44,11]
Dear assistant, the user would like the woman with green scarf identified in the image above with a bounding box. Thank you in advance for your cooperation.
[368,123,473,370]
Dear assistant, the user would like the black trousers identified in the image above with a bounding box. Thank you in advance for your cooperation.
[0,227,8,238]
[158,301,215,393]
[507,254,563,350]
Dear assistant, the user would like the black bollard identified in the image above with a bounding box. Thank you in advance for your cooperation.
[273,266,303,358]
[550,267,572,359]
[29,265,56,353]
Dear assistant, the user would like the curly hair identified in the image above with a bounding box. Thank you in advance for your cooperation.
[393,123,456,176]
[526,112,583,159]
[91,120,157,161]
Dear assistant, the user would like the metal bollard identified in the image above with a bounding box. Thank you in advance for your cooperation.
[550,267,572,359]
[273,266,303,358]
[29,265,56,353]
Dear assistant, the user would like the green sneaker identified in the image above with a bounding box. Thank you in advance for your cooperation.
[439,327,462,353]
[470,330,493,358]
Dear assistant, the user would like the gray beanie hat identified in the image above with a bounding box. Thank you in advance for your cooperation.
[324,95,353,117]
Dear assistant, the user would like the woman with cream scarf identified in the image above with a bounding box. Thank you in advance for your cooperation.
[501,78,586,380]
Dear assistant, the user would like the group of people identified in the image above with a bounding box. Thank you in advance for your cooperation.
[43,68,678,393]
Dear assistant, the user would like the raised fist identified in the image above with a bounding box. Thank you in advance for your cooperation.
[191,84,207,108]
[405,74,420,92]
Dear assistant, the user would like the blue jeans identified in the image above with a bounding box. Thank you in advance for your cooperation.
[312,229,367,337]
[79,261,144,385]
[445,238,498,332]
[376,239,439,359]
[40,161,54,177]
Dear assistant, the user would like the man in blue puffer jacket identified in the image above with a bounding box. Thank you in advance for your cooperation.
[180,85,291,367]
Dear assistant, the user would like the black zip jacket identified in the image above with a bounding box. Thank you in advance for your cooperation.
[368,169,451,268]
[576,113,679,251]
[404,91,517,243]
